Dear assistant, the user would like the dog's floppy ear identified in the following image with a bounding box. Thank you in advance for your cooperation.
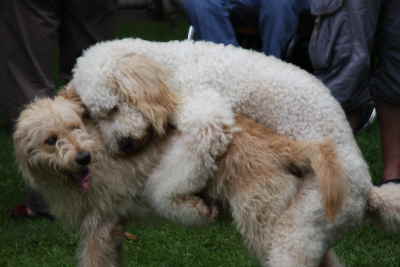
[58,83,81,103]
[58,83,86,116]
[110,53,179,135]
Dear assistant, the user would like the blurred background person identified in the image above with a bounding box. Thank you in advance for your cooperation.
[182,0,309,60]
[308,0,400,183]
[0,0,118,218]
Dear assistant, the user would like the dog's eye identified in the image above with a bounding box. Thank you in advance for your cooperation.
[83,109,91,120]
[45,135,58,146]
[108,106,119,116]
[69,124,80,130]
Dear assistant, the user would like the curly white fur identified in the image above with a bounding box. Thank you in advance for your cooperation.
[72,39,358,221]
[68,39,400,266]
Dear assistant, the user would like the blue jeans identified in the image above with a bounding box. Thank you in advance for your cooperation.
[183,0,309,59]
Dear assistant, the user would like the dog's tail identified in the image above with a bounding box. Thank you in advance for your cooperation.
[367,182,400,232]
[296,139,347,222]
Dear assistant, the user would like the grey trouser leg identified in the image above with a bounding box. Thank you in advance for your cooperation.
[0,0,59,124]
[0,0,117,125]
[0,0,117,215]
[59,0,118,83]
[370,0,400,105]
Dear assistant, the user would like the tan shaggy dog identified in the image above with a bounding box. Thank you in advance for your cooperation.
[14,91,347,267]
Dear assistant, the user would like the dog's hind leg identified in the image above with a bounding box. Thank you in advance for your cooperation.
[144,132,222,226]
[267,187,341,267]
[227,176,300,267]
[78,215,125,267]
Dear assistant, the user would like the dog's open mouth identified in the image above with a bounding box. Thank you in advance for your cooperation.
[70,168,91,192]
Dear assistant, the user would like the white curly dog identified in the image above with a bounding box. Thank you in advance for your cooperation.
[69,38,400,266]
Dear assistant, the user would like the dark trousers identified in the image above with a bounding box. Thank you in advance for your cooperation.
[369,0,400,105]
[0,0,117,126]
[0,0,117,214]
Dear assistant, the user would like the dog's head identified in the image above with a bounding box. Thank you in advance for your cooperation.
[13,94,97,192]
[73,52,178,156]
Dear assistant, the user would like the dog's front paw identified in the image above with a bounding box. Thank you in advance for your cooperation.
[174,196,219,226]
[195,200,219,221]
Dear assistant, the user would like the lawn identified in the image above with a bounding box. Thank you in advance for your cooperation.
[1,14,399,267]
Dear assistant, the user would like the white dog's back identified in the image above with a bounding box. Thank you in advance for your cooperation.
[74,39,348,140]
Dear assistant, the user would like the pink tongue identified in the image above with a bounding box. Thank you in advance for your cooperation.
[81,175,91,191]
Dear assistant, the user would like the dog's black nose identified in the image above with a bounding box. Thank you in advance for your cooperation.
[76,151,91,166]
[118,137,137,154]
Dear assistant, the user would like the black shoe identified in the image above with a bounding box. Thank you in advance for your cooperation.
[376,178,400,187]
[10,204,55,221]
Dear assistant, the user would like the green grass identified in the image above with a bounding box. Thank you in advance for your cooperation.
[1,17,400,267]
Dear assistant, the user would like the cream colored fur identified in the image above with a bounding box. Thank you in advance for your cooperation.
[209,115,346,264]
[368,183,400,232]
[14,96,160,267]
[15,95,400,267]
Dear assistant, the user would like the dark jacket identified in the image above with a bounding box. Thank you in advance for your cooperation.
[308,0,381,111]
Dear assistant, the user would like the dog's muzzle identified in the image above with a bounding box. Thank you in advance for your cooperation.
[117,127,155,155]
[75,151,91,166]
[117,137,138,154]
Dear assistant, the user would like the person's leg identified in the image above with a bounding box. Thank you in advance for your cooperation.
[182,0,238,46]
[59,0,118,83]
[0,0,60,218]
[258,0,308,59]
[375,102,400,181]
[0,0,59,126]
[370,0,400,181]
